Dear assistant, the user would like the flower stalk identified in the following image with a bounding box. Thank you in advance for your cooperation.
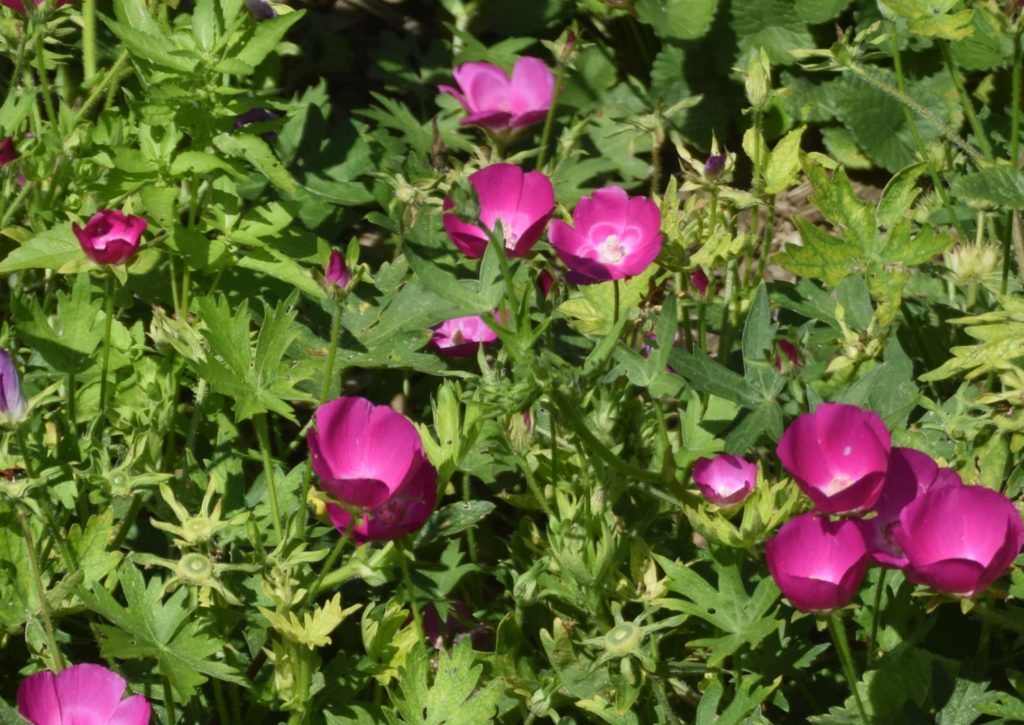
[828,611,868,724]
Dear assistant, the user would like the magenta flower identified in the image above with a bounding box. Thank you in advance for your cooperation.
[895,485,1023,597]
[18,663,151,725]
[438,57,554,130]
[549,187,663,284]
[324,250,351,291]
[1,0,72,12]
[774,340,800,369]
[691,268,709,296]
[73,210,147,266]
[692,454,757,506]
[430,314,499,357]
[0,137,17,166]
[776,403,891,514]
[443,164,554,258]
[857,447,962,569]
[325,467,436,544]
[0,348,27,426]
[308,397,437,511]
[766,513,869,612]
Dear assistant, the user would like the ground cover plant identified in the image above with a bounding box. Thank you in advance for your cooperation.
[2,0,1024,722]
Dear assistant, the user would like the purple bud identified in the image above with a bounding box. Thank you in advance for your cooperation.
[703,154,726,181]
[235,109,279,142]
[324,250,351,291]
[691,268,709,296]
[0,138,18,167]
[245,0,276,20]
[0,349,27,425]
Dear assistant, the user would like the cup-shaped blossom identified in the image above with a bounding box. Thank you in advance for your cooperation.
[443,164,554,258]
[325,463,436,544]
[2,0,72,12]
[18,663,151,725]
[324,250,351,291]
[308,397,436,511]
[858,447,962,569]
[776,403,891,514]
[550,187,663,284]
[431,314,499,357]
[0,349,27,426]
[766,513,869,612]
[73,210,147,266]
[438,57,554,130]
[895,485,1023,597]
[0,137,17,166]
[692,454,757,506]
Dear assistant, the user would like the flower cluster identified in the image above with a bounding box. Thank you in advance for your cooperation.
[307,396,438,543]
[765,403,1023,612]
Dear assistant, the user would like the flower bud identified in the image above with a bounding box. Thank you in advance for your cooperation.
[0,349,27,426]
[73,210,147,266]
[0,138,17,167]
[324,250,351,292]
[744,48,772,110]
[702,154,726,181]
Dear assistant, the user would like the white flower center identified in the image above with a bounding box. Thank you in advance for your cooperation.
[843,446,852,456]
[821,473,854,496]
[502,223,519,250]
[598,235,626,264]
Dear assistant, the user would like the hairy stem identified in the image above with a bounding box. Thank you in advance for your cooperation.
[254,414,283,544]
[828,611,867,724]
[18,507,63,673]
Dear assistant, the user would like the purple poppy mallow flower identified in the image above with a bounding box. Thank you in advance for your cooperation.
[244,0,276,19]
[18,663,151,725]
[324,250,351,291]
[308,397,437,511]
[692,454,757,506]
[857,447,962,569]
[776,402,891,514]
[430,314,500,358]
[0,349,27,426]
[443,164,555,258]
[549,186,663,284]
[325,460,436,544]
[0,137,17,166]
[438,57,555,131]
[766,513,870,613]
[895,485,1023,597]
[2,0,73,14]
[72,210,147,266]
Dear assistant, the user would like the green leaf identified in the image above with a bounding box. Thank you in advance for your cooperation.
[949,164,1024,209]
[794,0,852,23]
[170,150,242,178]
[667,348,763,408]
[80,562,243,700]
[13,273,104,373]
[68,512,122,587]
[557,267,657,336]
[0,225,83,274]
[0,698,29,724]
[731,0,814,65]
[742,282,773,364]
[414,501,496,548]
[654,548,781,666]
[386,639,505,724]
[103,17,198,73]
[763,127,805,195]
[232,10,305,70]
[212,133,296,193]
[635,0,718,40]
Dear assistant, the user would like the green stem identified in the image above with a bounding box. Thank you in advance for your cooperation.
[163,675,177,724]
[828,611,867,724]
[66,371,77,435]
[938,39,993,162]
[1006,30,1022,294]
[254,414,283,544]
[306,519,354,604]
[397,540,425,652]
[33,31,57,129]
[613,279,621,325]
[867,569,886,668]
[0,182,32,228]
[98,272,114,420]
[82,0,96,80]
[15,426,37,478]
[71,50,130,133]
[317,296,343,404]
[212,680,230,725]
[18,507,63,673]
[110,493,143,550]
[536,43,569,170]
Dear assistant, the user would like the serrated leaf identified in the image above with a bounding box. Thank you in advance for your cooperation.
[68,512,122,587]
[13,273,104,373]
[212,133,295,192]
[731,0,814,65]
[667,347,763,408]
[635,0,718,40]
[80,563,243,700]
[233,10,304,70]
[0,225,83,274]
[260,594,360,649]
[763,127,805,194]
[414,501,496,548]
[949,164,1024,209]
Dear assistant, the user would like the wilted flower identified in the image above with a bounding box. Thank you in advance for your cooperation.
[0,349,27,426]
[438,57,554,130]
[692,454,757,506]
[896,485,1023,597]
[443,164,554,258]
[18,663,151,725]
[857,447,961,569]
[324,250,351,291]
[766,513,869,612]
[1,0,73,13]
[549,187,663,284]
[308,396,437,511]
[946,244,1000,285]
[431,314,499,357]
[0,137,17,166]
[73,210,147,266]
[776,403,891,514]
